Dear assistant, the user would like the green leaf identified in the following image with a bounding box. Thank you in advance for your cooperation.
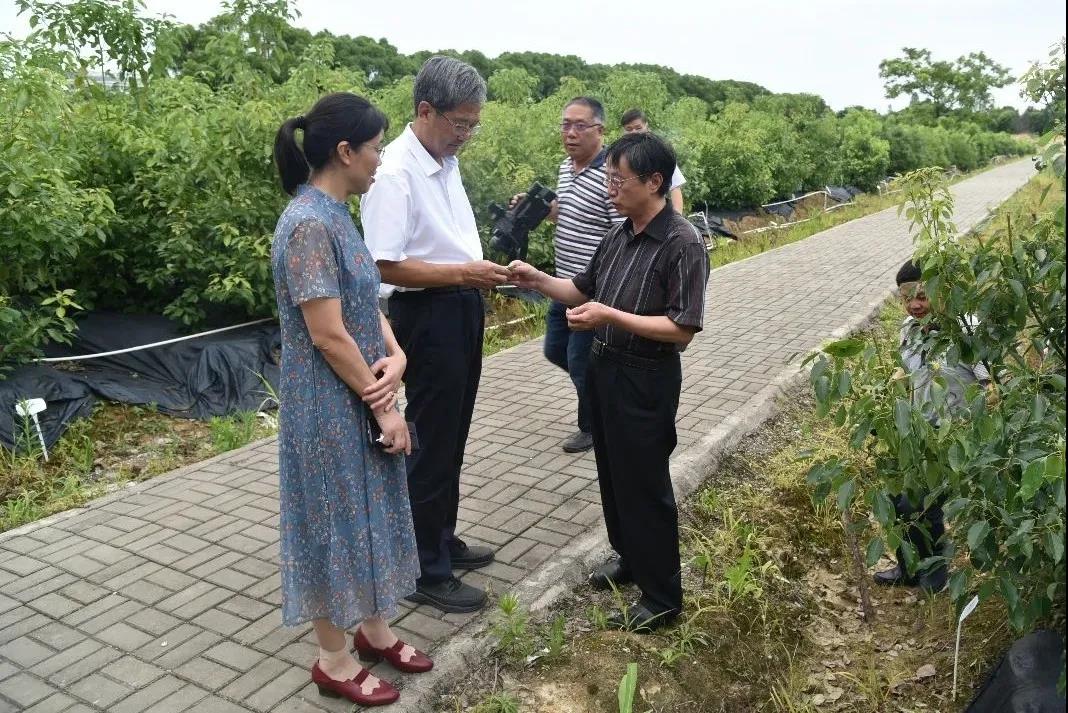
[949,570,968,601]
[618,662,638,713]
[943,497,970,519]
[948,442,965,472]
[967,520,991,551]
[894,399,912,437]
[865,538,885,568]
[823,338,865,358]
[1019,459,1046,503]
[1044,532,1064,564]
[837,370,851,397]
[872,491,894,525]
[837,479,856,512]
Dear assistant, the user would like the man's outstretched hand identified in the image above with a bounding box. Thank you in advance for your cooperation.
[506,260,544,290]
[462,260,512,289]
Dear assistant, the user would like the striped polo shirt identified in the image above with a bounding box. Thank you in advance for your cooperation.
[553,149,623,279]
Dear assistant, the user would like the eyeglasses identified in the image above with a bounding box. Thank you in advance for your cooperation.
[603,173,648,190]
[560,121,602,133]
[434,108,481,136]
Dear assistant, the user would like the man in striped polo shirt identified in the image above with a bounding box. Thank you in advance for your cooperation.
[547,96,624,453]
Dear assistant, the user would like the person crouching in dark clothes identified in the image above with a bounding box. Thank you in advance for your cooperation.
[507,132,710,632]
[876,260,991,593]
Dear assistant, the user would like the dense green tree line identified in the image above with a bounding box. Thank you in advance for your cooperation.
[0,0,1052,372]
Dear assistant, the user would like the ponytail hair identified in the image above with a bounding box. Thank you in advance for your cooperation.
[273,93,389,196]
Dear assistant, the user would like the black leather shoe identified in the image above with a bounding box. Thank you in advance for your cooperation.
[589,559,633,590]
[561,431,594,453]
[449,538,494,570]
[607,603,676,633]
[873,564,918,587]
[406,576,487,613]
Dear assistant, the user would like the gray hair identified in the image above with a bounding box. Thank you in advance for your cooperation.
[413,55,487,113]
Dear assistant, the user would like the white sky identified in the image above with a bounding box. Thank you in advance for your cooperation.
[2,0,1064,111]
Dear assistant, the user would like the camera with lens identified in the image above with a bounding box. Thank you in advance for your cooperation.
[488,182,557,261]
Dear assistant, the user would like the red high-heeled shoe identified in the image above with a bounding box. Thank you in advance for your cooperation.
[354,628,434,673]
[311,661,399,706]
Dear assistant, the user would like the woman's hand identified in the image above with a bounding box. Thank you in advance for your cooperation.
[374,407,411,456]
[363,352,406,411]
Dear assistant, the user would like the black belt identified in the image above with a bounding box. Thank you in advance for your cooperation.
[591,338,675,370]
[389,286,479,298]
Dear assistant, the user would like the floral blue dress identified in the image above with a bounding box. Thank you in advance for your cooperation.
[271,184,419,628]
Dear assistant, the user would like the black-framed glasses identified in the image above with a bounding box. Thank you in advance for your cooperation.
[560,121,602,133]
[603,173,648,190]
[434,107,481,136]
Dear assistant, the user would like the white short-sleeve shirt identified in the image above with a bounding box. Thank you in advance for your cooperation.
[670,165,686,191]
[360,125,482,295]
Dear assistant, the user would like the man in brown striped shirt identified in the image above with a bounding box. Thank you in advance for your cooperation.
[508,132,709,632]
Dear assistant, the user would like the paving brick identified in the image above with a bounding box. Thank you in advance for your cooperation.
[28,592,82,620]
[217,595,273,621]
[173,656,241,691]
[141,683,210,713]
[97,656,164,689]
[202,568,258,592]
[145,568,196,592]
[97,621,156,650]
[192,608,248,636]
[68,672,132,708]
[25,621,84,650]
[0,672,56,708]
[202,640,265,672]
[23,691,79,713]
[32,639,111,683]
[133,623,201,663]
[107,674,185,713]
[0,610,50,646]
[127,608,182,637]
[182,695,249,713]
[217,656,288,702]
[153,630,222,670]
[0,635,54,667]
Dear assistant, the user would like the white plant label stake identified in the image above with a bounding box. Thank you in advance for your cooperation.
[953,594,980,700]
[15,398,49,462]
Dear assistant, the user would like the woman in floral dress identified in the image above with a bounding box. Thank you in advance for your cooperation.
[271,93,432,707]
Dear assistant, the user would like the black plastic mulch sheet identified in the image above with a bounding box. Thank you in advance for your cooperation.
[966,629,1065,713]
[688,213,738,239]
[1,312,280,451]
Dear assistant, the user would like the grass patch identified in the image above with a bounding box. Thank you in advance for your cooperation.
[1,401,273,532]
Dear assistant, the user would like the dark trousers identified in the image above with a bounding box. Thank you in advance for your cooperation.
[388,288,484,585]
[586,347,683,616]
[543,300,594,433]
[894,492,946,568]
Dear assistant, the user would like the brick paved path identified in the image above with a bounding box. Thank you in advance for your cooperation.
[0,160,1034,712]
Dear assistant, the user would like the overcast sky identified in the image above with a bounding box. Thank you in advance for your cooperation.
[2,0,1064,111]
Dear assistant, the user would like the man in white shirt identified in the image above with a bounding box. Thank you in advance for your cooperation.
[361,56,510,613]
[621,109,686,212]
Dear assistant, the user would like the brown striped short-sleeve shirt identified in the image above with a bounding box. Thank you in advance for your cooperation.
[572,203,709,356]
